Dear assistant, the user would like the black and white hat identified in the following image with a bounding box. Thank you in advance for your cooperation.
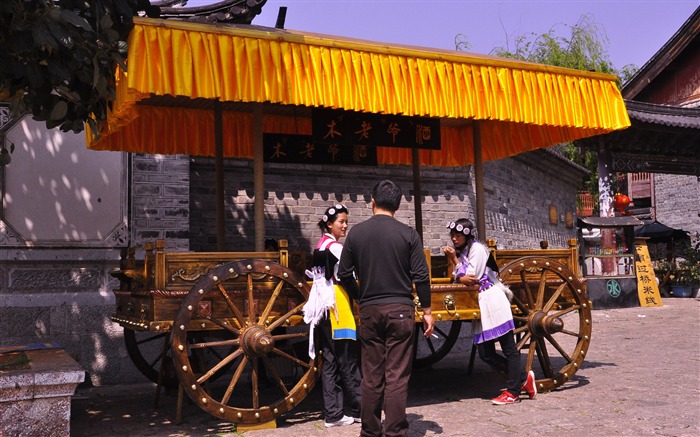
[322,204,349,223]
[446,221,471,236]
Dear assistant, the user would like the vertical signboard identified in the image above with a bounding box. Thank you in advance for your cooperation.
[634,241,663,307]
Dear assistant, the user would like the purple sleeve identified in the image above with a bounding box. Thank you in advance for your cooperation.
[453,253,469,280]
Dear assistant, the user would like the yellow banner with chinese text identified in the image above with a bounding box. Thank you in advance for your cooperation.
[634,242,663,307]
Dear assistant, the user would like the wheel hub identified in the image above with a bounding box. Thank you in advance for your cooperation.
[241,325,275,357]
[529,311,564,337]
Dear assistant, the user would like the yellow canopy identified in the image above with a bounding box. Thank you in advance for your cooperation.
[87,17,630,165]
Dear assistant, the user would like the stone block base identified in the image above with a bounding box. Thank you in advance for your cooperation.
[0,349,85,437]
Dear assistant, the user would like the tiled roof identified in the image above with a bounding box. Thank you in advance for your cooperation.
[154,0,267,24]
[625,100,700,129]
[575,100,700,175]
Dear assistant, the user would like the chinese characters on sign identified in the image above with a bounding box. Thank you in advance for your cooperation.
[311,108,441,150]
[263,134,377,166]
[263,109,441,166]
[634,242,663,307]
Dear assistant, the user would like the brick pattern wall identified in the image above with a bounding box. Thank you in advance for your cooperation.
[654,173,700,242]
[189,149,580,258]
[131,154,190,251]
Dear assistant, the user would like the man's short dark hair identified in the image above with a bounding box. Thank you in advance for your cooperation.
[372,179,402,212]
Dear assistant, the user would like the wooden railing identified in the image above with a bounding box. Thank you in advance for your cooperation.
[577,192,594,217]
[628,172,652,200]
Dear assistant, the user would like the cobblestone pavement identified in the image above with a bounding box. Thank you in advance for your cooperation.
[71,297,700,436]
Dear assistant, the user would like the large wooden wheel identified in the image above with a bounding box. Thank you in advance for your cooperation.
[171,259,318,424]
[498,256,592,392]
[413,321,462,369]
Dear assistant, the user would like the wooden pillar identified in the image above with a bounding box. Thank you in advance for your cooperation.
[412,146,423,242]
[214,100,226,251]
[253,104,265,252]
[473,122,486,241]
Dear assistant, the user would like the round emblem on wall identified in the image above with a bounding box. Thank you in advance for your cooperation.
[606,279,622,298]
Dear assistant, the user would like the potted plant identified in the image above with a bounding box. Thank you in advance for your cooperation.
[672,239,700,297]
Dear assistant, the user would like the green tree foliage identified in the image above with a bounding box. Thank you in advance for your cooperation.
[486,14,638,208]
[492,15,616,74]
[0,0,159,134]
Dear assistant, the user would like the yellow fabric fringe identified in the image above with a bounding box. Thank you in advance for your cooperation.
[87,17,630,165]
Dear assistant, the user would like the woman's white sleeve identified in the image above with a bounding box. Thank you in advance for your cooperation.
[466,244,488,278]
[328,242,343,261]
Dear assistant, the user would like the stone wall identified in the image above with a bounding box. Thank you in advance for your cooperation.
[131,154,191,252]
[654,173,700,242]
[189,148,582,257]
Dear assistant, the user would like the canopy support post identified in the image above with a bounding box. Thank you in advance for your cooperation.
[412,146,423,242]
[473,122,486,241]
[254,104,265,252]
[214,100,226,251]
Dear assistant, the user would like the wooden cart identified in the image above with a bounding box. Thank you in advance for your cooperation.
[111,237,590,425]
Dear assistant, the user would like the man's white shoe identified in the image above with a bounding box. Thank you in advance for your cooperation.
[324,415,355,428]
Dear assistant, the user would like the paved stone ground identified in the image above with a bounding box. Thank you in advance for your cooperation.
[71,297,700,437]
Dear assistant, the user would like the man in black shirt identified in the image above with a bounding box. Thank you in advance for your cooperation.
[339,179,434,437]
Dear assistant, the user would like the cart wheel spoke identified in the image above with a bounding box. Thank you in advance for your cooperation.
[260,280,285,323]
[544,332,572,363]
[261,355,290,396]
[536,269,548,308]
[525,337,535,365]
[535,337,554,377]
[559,328,581,337]
[218,283,246,328]
[199,349,244,385]
[513,325,529,337]
[510,293,530,316]
[188,338,240,351]
[193,310,240,335]
[267,302,306,331]
[272,347,312,369]
[550,305,579,318]
[542,282,565,312]
[247,274,256,325]
[520,270,536,308]
[516,331,532,351]
[272,331,308,342]
[221,355,249,405]
[251,358,260,409]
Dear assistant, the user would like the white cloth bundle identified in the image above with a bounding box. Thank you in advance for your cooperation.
[302,267,337,359]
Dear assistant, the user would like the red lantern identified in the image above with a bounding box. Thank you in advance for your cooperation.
[613,193,631,215]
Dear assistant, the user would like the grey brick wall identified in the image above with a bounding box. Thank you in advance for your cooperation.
[654,173,700,242]
[189,148,581,258]
[131,154,190,251]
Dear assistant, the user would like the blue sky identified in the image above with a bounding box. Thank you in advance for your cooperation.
[182,0,699,72]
